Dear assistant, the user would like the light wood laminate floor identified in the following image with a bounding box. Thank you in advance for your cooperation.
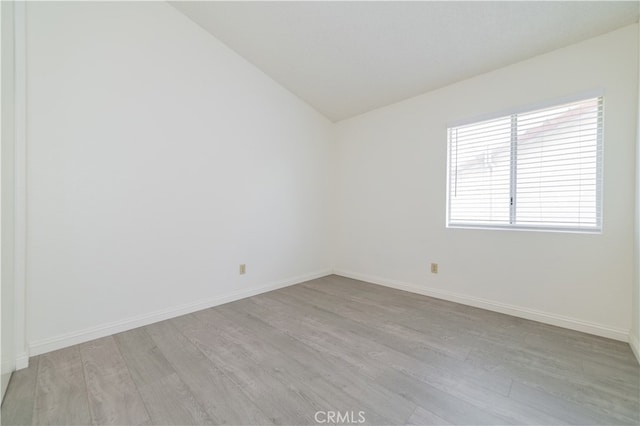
[2,275,639,425]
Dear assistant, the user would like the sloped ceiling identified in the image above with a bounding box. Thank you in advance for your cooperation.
[171,1,639,122]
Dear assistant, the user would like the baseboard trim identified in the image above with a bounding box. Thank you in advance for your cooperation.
[333,269,629,342]
[27,269,332,360]
[630,332,640,365]
[15,352,29,370]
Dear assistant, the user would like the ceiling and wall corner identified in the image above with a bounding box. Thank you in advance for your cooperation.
[170,1,639,122]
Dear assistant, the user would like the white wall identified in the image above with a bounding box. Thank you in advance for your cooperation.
[1,0,16,399]
[26,2,333,354]
[633,13,640,361]
[335,24,639,340]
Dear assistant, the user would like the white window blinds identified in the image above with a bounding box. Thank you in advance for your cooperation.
[447,96,603,232]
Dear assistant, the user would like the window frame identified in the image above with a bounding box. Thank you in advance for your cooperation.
[445,92,604,234]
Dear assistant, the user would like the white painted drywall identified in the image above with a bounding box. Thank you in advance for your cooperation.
[26,2,333,353]
[633,16,640,361]
[335,24,639,339]
[1,0,16,398]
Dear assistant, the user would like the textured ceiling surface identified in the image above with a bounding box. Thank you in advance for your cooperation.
[171,1,639,122]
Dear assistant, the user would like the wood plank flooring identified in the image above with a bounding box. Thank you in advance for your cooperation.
[2,275,639,425]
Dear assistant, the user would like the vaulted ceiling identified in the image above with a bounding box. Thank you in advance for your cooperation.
[171,1,639,122]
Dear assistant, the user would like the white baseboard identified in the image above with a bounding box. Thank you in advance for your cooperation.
[15,352,29,370]
[27,269,332,360]
[333,269,630,342]
[630,332,640,365]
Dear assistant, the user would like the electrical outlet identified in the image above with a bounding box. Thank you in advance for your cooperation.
[430,263,438,274]
[239,264,246,275]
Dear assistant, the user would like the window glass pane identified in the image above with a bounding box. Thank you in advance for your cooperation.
[515,98,600,228]
[449,116,511,225]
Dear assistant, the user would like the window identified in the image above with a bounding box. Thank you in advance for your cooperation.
[447,96,603,232]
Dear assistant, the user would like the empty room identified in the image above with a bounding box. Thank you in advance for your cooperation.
[1,1,639,425]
